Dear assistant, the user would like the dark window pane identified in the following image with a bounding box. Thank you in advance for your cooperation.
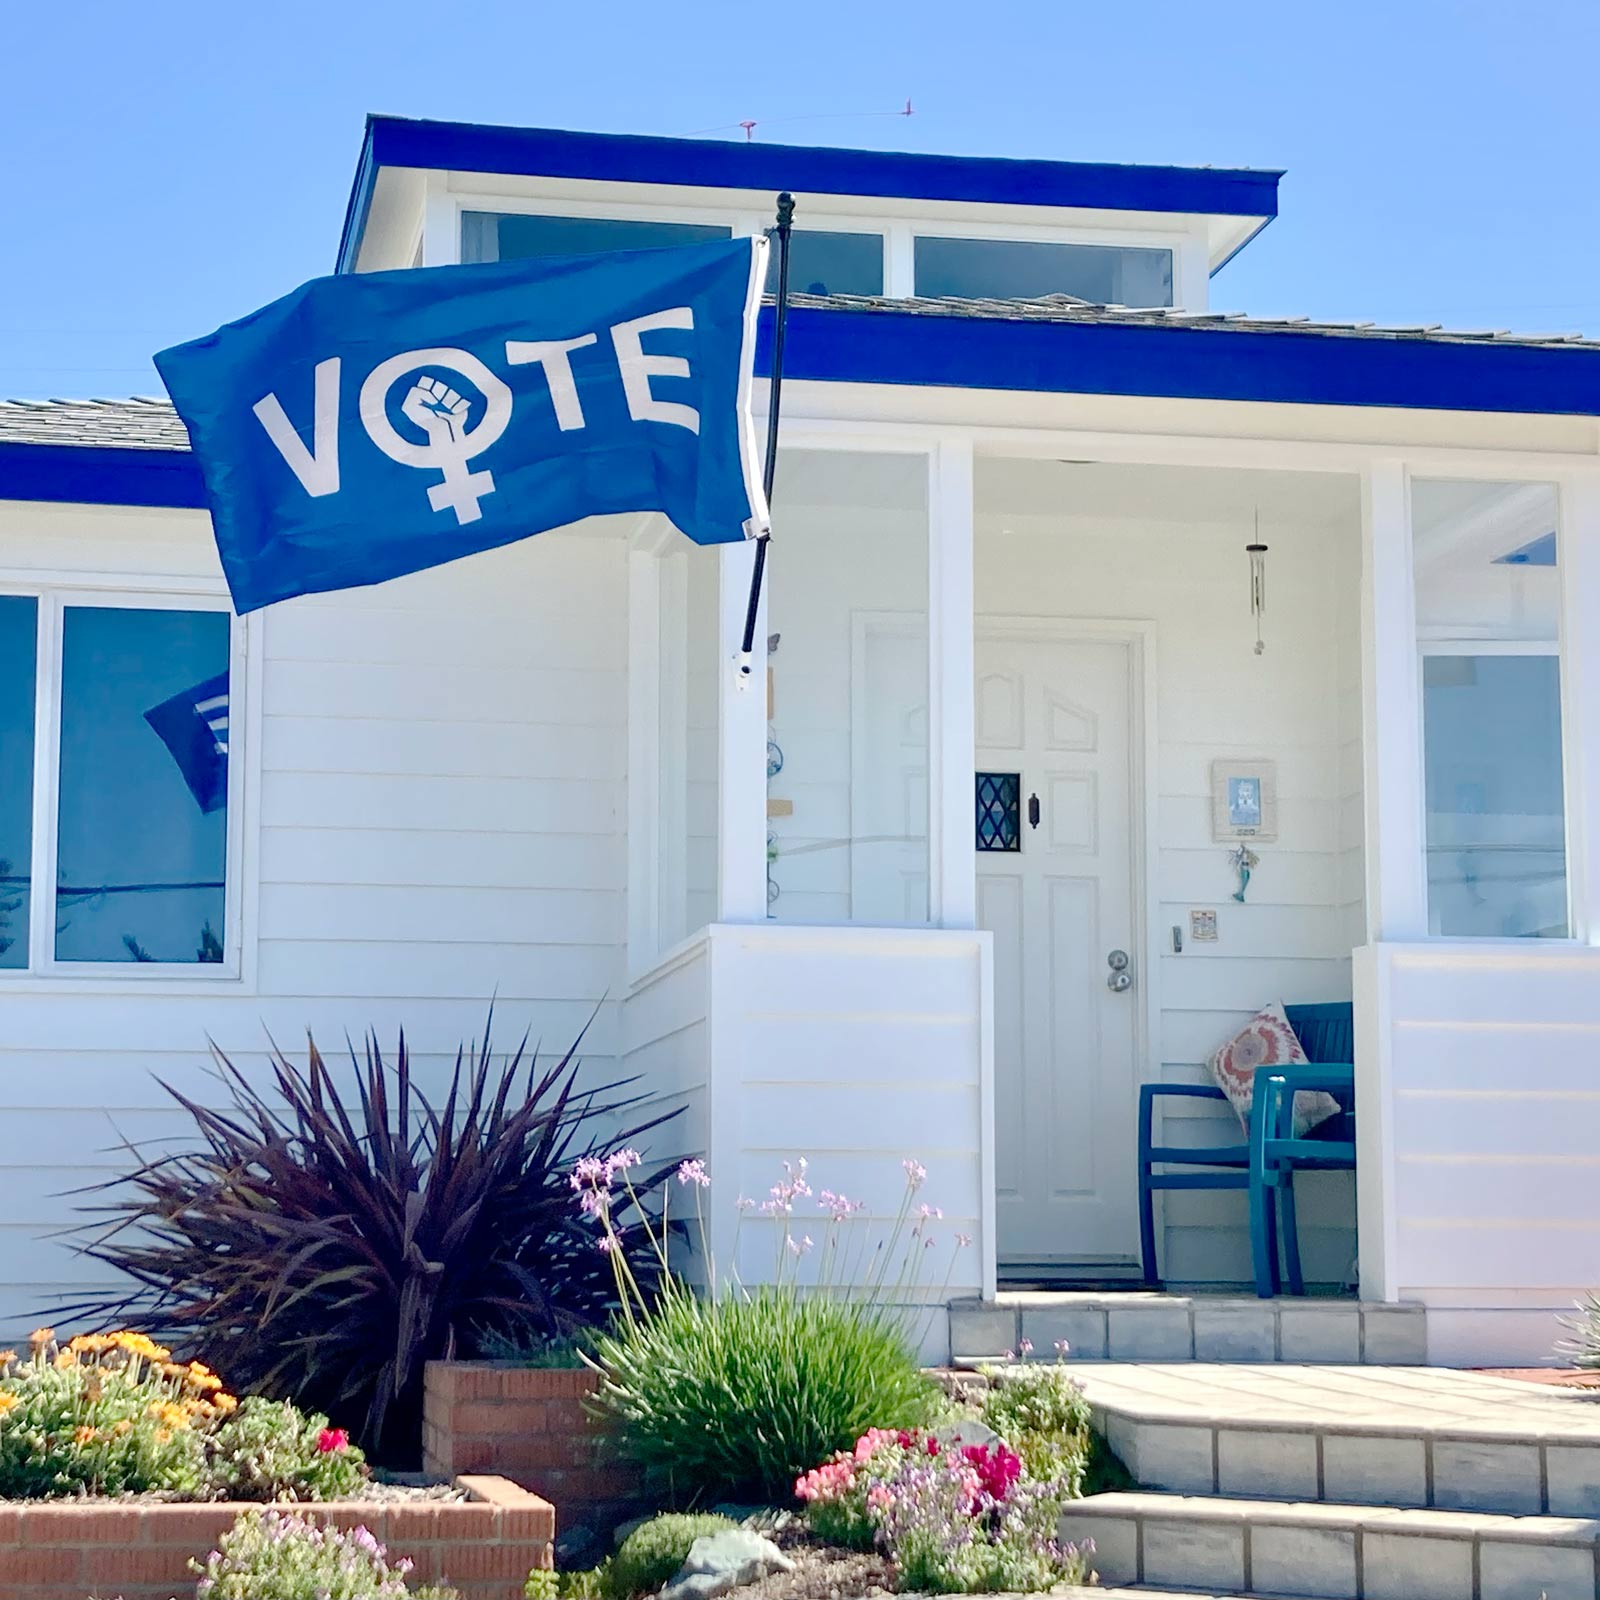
[767,230,883,297]
[975,772,1021,852]
[914,236,1173,306]
[0,596,37,968]
[462,211,729,264]
[56,608,230,964]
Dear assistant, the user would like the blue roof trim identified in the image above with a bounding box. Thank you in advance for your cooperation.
[336,123,382,274]
[337,116,1281,273]
[0,443,206,509]
[11,313,1600,511]
[763,308,1600,418]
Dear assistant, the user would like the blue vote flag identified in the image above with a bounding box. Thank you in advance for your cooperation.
[155,238,771,614]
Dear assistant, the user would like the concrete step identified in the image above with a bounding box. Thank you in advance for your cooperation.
[949,1292,1426,1365]
[1058,1490,1600,1600]
[1074,1363,1600,1516]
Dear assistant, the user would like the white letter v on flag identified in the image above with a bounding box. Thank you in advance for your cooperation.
[252,357,341,497]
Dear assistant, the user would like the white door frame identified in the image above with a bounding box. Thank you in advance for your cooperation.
[976,613,1160,1266]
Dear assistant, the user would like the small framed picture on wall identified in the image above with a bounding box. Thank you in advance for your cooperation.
[1211,759,1278,842]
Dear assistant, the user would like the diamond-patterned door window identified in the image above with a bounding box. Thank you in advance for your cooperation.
[975,771,1021,852]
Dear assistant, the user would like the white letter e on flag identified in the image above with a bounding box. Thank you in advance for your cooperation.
[610,309,699,434]
[253,357,341,497]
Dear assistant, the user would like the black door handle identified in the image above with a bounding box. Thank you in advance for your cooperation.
[1027,793,1040,829]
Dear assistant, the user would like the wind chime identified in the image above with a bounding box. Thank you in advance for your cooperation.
[1247,512,1268,657]
[1229,515,1268,900]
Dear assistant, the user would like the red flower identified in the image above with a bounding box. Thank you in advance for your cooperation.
[961,1442,1022,1501]
[317,1427,349,1453]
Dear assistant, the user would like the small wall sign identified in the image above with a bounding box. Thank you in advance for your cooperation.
[1189,908,1219,943]
[1211,759,1278,843]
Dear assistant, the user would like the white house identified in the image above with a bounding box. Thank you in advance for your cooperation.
[2,116,1598,1366]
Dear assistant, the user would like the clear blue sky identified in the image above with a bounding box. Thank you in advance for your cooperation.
[8,0,1598,399]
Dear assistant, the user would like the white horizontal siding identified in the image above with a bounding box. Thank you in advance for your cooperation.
[703,924,988,1335]
[1359,943,1600,1352]
[0,503,632,1332]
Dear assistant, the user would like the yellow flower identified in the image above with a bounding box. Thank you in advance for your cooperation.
[112,1418,133,1436]
[27,1328,53,1350]
[68,1333,114,1357]
[213,1392,238,1415]
[0,1351,15,1367]
[155,1401,189,1431]
[153,1427,170,1444]
[109,1331,168,1362]
[183,1361,223,1393]
[53,1348,77,1369]
[0,1393,18,1417]
[73,1424,96,1445]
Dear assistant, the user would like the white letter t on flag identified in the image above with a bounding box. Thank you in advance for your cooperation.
[252,357,341,497]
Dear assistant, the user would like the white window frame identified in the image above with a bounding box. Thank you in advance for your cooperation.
[0,575,254,987]
[1401,470,1574,947]
[438,192,1200,306]
[906,220,1187,308]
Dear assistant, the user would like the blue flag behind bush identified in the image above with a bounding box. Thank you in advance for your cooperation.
[156,238,770,614]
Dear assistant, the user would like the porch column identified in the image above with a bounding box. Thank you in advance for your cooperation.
[1558,470,1600,942]
[928,439,977,929]
[718,538,769,922]
[1359,460,1427,941]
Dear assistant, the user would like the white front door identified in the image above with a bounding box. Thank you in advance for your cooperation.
[976,628,1141,1267]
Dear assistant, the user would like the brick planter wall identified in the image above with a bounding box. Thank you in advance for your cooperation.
[424,1363,639,1529]
[0,1473,551,1600]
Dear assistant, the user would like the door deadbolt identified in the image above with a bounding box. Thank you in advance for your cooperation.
[1106,949,1133,993]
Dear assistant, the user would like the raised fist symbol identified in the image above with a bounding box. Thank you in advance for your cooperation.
[401,376,471,446]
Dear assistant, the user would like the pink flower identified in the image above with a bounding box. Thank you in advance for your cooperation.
[316,1427,348,1453]
[902,1158,927,1190]
[676,1158,710,1188]
[1018,1337,1033,1356]
[955,1232,973,1248]
[604,1148,642,1179]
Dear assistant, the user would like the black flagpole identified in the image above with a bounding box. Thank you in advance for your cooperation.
[738,191,795,679]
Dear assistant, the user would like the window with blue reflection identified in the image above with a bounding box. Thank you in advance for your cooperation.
[767,230,883,297]
[1413,479,1567,938]
[914,236,1174,306]
[462,211,730,264]
[56,608,230,964]
[0,596,37,968]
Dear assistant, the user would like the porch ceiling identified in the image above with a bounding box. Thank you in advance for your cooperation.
[975,458,1359,531]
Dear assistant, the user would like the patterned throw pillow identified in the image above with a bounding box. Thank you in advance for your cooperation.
[1207,1002,1341,1138]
